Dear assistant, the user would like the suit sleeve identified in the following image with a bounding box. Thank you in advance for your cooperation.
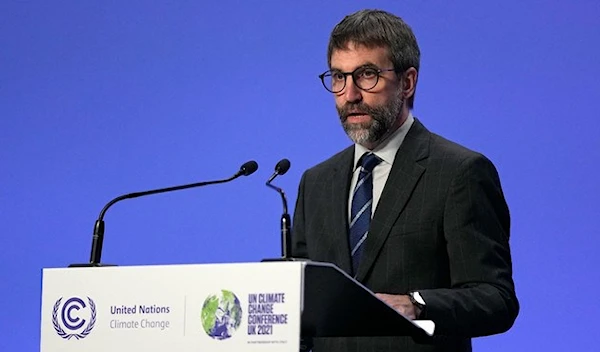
[419,154,519,337]
[291,171,309,259]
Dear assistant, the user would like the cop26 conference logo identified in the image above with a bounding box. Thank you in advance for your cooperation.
[201,290,242,340]
[52,297,97,340]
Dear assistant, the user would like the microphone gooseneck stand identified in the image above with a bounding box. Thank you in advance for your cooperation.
[264,158,297,261]
[69,160,259,267]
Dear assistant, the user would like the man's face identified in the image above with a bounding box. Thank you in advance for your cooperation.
[330,43,404,149]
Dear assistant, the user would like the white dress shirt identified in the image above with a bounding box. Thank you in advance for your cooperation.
[348,113,415,220]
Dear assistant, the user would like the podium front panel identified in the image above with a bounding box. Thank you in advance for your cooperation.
[40,262,303,352]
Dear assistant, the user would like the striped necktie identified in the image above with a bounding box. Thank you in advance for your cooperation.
[349,152,382,274]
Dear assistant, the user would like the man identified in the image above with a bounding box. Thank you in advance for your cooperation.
[291,9,519,352]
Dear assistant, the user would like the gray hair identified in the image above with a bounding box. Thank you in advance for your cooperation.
[327,9,421,108]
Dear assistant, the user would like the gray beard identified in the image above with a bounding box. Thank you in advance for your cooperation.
[338,94,404,147]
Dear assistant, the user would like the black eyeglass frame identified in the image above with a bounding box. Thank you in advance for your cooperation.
[318,66,397,93]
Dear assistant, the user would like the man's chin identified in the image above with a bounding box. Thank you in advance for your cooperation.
[343,127,373,145]
[343,120,372,130]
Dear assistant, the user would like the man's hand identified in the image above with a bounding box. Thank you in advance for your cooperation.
[375,293,421,320]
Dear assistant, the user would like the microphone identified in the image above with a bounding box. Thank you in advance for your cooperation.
[70,160,259,267]
[266,159,291,187]
[265,158,292,259]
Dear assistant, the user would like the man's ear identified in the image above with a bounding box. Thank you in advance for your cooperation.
[402,67,418,100]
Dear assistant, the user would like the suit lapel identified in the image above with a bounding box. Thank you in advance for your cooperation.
[328,147,354,274]
[355,119,431,282]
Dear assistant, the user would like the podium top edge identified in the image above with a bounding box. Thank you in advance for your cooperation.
[43,261,310,271]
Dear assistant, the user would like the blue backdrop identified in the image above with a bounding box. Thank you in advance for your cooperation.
[1,1,599,350]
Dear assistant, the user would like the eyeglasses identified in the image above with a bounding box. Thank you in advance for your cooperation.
[318,66,396,93]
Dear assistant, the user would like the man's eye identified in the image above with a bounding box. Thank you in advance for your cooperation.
[360,69,378,78]
[332,72,345,81]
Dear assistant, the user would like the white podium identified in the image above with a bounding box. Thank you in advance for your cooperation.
[40,261,433,352]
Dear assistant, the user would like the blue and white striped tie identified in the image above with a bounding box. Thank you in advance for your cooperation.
[349,153,382,274]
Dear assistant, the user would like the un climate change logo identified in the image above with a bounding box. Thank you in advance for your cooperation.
[201,290,242,340]
[52,297,96,340]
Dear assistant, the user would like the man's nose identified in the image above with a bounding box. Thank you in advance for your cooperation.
[343,77,363,103]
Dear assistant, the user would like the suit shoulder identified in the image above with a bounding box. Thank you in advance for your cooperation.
[302,146,353,178]
[428,132,494,166]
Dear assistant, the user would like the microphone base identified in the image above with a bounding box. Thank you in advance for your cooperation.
[68,263,118,268]
[261,257,312,262]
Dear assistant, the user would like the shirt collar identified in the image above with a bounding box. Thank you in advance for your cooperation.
[353,112,415,170]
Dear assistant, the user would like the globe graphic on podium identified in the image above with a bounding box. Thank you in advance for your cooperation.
[201,290,243,340]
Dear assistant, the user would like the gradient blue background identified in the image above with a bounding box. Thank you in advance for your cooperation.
[1,1,599,350]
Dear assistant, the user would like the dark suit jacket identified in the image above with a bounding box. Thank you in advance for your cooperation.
[292,119,519,352]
